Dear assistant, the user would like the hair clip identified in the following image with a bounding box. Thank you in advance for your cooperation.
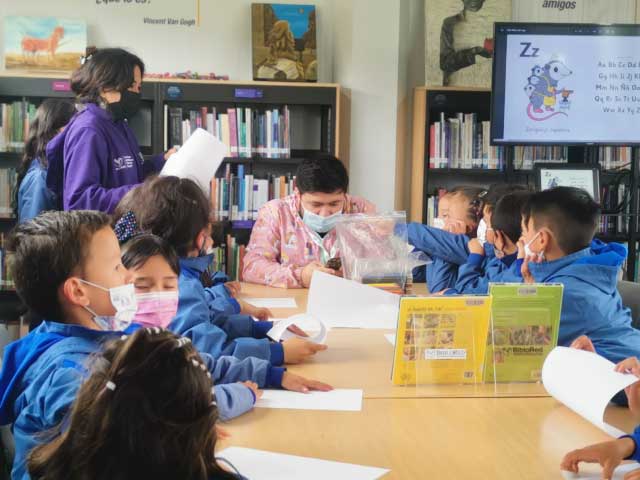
[120,335,128,341]
[105,381,116,391]
[114,211,141,244]
[79,53,93,65]
[175,337,190,348]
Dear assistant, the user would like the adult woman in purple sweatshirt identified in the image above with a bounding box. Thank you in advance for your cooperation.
[46,48,175,213]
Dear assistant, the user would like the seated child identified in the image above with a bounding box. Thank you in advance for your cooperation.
[27,327,245,480]
[114,176,328,367]
[518,186,640,364]
[453,191,530,294]
[120,233,329,396]
[561,356,640,478]
[242,156,376,288]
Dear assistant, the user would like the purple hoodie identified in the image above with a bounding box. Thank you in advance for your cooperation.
[46,103,164,213]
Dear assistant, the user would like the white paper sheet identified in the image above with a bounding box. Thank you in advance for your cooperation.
[561,463,640,479]
[217,447,390,480]
[267,314,328,344]
[542,347,638,436]
[255,389,363,411]
[245,297,298,309]
[160,128,226,195]
[306,272,400,329]
[384,333,396,346]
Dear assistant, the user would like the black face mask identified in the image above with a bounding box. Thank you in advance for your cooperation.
[107,90,141,121]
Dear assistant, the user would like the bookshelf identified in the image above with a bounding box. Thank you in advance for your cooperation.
[0,72,348,283]
[411,86,640,282]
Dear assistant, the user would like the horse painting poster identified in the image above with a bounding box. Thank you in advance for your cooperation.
[4,16,87,72]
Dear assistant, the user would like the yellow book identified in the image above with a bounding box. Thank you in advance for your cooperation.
[391,296,492,386]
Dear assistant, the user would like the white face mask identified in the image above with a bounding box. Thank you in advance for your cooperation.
[432,217,446,229]
[524,231,545,261]
[476,219,488,246]
[79,280,138,331]
[302,208,343,234]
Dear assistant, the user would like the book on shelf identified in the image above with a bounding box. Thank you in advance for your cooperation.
[0,101,37,153]
[598,183,630,236]
[211,164,295,222]
[585,146,632,171]
[0,233,15,291]
[208,235,245,282]
[425,189,448,227]
[428,113,504,170]
[512,146,568,171]
[0,168,16,219]
[165,105,291,159]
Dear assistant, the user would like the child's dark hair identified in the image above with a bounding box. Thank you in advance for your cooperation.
[114,176,209,257]
[295,156,349,194]
[15,99,76,211]
[492,192,531,244]
[448,186,486,224]
[521,186,600,254]
[71,47,145,104]
[8,210,111,321]
[121,233,180,275]
[483,183,530,214]
[27,328,237,480]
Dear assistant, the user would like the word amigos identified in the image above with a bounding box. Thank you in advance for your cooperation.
[541,0,577,11]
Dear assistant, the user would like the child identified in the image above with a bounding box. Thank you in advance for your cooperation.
[120,232,327,395]
[453,191,530,294]
[16,99,75,223]
[27,327,244,480]
[561,356,640,479]
[114,176,328,367]
[518,186,640,364]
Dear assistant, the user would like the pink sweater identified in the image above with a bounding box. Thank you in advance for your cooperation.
[242,193,376,288]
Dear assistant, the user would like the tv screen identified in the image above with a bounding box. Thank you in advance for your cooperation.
[491,23,640,146]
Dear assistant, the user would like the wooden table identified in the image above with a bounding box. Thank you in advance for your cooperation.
[232,283,638,479]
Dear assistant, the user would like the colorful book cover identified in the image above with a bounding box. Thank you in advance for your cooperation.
[227,108,238,157]
[392,296,492,386]
[483,283,563,383]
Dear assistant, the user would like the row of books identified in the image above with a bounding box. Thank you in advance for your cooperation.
[512,146,568,171]
[165,105,291,159]
[209,235,246,281]
[586,146,633,171]
[0,168,16,219]
[0,233,15,291]
[424,189,448,227]
[0,101,37,153]
[598,183,630,236]
[211,164,295,221]
[428,114,506,170]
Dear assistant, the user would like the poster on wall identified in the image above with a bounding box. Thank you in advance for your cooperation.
[425,0,511,87]
[252,3,317,82]
[512,0,636,23]
[4,16,87,72]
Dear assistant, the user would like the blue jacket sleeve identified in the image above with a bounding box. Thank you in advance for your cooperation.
[11,366,82,480]
[213,383,256,421]
[204,284,242,315]
[426,257,459,293]
[143,152,165,177]
[200,351,284,388]
[63,127,136,212]
[621,426,640,462]
[406,223,470,265]
[455,254,522,294]
[17,168,54,223]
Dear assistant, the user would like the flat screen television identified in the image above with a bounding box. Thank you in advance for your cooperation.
[491,22,640,146]
[534,163,600,202]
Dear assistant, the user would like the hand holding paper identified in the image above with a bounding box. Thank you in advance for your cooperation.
[268,314,328,344]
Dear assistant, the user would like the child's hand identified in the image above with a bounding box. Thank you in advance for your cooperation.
[216,424,232,440]
[225,281,242,297]
[468,238,485,255]
[241,380,263,401]
[239,300,273,320]
[614,357,640,417]
[521,255,535,284]
[561,438,635,478]
[570,335,596,353]
[281,372,333,393]
[443,219,467,235]
[517,239,526,260]
[282,337,328,364]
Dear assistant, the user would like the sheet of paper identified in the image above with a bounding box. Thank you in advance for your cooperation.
[245,297,298,309]
[217,447,390,480]
[542,347,637,436]
[160,128,226,195]
[307,271,400,329]
[255,389,363,411]
[384,333,396,345]
[561,463,640,479]
[267,314,328,344]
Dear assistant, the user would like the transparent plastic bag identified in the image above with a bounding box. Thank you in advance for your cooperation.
[335,212,431,294]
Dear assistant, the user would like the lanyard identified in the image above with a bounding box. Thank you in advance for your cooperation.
[307,229,338,265]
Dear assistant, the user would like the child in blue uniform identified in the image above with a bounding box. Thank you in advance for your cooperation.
[27,328,245,480]
[114,176,328,367]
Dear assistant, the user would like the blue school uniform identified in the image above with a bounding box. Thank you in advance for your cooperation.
[0,321,273,480]
[521,240,640,363]
[622,427,640,462]
[173,255,285,365]
[17,159,56,223]
[453,252,520,294]
[406,223,470,265]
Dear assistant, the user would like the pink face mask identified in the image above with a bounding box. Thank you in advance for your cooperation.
[134,291,179,329]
